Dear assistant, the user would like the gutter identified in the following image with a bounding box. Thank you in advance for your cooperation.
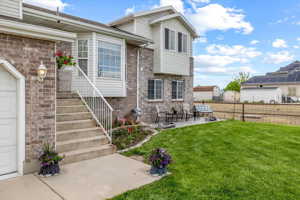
[23,6,153,44]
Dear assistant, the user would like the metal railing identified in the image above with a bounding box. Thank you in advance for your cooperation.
[72,65,113,143]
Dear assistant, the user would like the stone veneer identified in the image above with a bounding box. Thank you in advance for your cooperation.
[138,48,194,122]
[0,33,56,173]
[106,44,194,123]
[106,44,138,119]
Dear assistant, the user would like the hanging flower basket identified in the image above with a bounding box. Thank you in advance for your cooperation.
[55,51,76,92]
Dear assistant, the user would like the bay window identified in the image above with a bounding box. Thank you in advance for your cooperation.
[98,41,121,79]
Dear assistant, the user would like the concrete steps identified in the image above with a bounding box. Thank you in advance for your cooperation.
[57,127,103,142]
[56,112,92,122]
[57,135,109,153]
[56,92,116,165]
[61,145,116,165]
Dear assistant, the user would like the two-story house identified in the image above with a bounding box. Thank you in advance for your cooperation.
[0,1,197,180]
[109,6,198,122]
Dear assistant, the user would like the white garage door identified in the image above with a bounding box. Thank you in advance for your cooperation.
[0,66,17,176]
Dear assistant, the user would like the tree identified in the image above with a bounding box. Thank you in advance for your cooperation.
[235,72,250,84]
[224,72,251,92]
[224,80,241,92]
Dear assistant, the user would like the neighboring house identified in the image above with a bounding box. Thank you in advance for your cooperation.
[110,6,197,121]
[223,91,240,103]
[193,86,220,101]
[240,87,282,103]
[242,61,300,103]
[0,1,196,180]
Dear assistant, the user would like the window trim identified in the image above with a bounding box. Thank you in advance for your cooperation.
[172,80,185,100]
[178,32,188,53]
[77,39,88,76]
[148,79,164,101]
[164,28,176,51]
[97,40,122,79]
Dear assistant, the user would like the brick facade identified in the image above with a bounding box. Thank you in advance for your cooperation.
[107,44,194,123]
[0,33,56,173]
[138,48,194,122]
[106,44,138,120]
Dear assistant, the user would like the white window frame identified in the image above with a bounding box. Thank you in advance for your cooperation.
[172,80,184,100]
[178,32,188,53]
[77,39,88,76]
[148,79,164,100]
[97,40,122,79]
[164,28,176,51]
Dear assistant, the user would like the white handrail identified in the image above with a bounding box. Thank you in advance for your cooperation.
[72,65,113,143]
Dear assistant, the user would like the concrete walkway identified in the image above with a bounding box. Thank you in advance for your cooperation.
[0,154,161,200]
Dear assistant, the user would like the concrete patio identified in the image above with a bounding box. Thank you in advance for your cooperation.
[0,154,161,200]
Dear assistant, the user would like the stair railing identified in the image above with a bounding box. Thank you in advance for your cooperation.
[71,65,113,143]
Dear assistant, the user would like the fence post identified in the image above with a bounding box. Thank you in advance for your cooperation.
[242,103,245,122]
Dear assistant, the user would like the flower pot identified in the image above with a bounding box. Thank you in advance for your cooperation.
[58,68,73,92]
[150,166,167,175]
[39,162,61,176]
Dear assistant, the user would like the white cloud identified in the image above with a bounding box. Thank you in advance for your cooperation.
[160,0,185,13]
[264,51,294,64]
[206,44,262,59]
[293,45,300,49]
[297,38,300,42]
[187,4,254,35]
[195,37,208,43]
[272,39,288,48]
[250,40,259,45]
[125,6,135,15]
[24,0,67,11]
[194,54,255,76]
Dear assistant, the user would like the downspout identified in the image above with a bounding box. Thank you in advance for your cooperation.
[137,48,140,109]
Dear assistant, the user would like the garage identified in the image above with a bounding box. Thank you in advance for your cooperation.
[0,66,17,176]
[0,60,25,179]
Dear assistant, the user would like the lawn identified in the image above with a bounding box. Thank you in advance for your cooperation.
[111,120,300,200]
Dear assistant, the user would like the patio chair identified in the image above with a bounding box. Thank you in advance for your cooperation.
[193,104,213,120]
[171,104,184,121]
[183,103,193,121]
[155,105,173,123]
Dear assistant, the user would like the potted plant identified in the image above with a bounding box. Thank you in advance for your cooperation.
[149,148,172,175]
[38,143,64,176]
[56,50,76,92]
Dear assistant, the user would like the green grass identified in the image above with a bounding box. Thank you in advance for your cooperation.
[111,120,300,200]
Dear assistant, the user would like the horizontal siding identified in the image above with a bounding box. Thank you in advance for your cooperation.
[160,19,191,75]
[0,0,21,19]
[94,33,126,97]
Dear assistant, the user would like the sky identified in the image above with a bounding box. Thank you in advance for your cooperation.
[24,0,300,88]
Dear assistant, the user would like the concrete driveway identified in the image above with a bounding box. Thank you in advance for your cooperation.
[0,154,161,200]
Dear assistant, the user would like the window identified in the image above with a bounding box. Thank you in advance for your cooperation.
[178,32,187,53]
[98,41,122,79]
[172,80,184,100]
[78,40,88,76]
[148,79,163,100]
[165,28,175,50]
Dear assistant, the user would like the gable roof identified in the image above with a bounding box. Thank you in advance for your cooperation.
[22,3,152,45]
[109,6,176,26]
[243,61,300,85]
[109,6,198,38]
[193,86,217,92]
[150,13,198,38]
